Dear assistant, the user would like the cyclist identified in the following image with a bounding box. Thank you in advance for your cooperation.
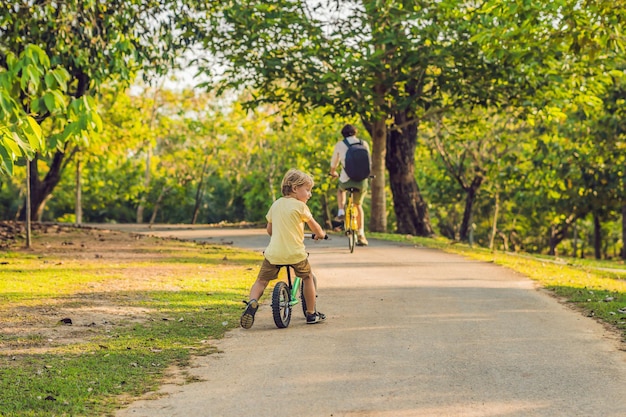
[240,168,327,329]
[329,124,371,246]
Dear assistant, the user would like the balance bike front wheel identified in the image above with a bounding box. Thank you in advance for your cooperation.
[272,281,292,328]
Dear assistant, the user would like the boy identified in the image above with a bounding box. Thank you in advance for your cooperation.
[240,169,327,329]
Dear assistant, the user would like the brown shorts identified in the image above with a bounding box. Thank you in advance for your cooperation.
[257,258,312,282]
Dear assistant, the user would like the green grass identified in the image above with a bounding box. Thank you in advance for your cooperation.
[372,232,626,337]
[0,231,259,417]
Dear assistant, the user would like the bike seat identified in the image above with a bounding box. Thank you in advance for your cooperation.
[345,187,361,193]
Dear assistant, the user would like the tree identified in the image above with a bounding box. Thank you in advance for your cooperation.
[194,0,615,236]
[0,44,99,245]
[41,85,346,226]
[0,0,199,220]
[423,106,528,242]
[196,0,445,234]
[594,68,626,259]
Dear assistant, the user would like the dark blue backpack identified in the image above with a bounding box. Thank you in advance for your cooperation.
[343,138,371,181]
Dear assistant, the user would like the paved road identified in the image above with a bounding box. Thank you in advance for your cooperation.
[105,225,626,417]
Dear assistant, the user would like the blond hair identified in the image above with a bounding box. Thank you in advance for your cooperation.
[281,169,314,196]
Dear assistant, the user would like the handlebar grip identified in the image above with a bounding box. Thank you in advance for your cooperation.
[310,233,329,240]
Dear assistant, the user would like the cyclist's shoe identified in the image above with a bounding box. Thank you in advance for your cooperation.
[306,311,326,324]
[357,235,369,246]
[333,214,345,222]
[240,299,259,329]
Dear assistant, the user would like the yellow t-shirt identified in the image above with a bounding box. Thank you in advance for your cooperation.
[263,197,312,265]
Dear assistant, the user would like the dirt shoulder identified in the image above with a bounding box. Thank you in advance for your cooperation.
[0,223,204,356]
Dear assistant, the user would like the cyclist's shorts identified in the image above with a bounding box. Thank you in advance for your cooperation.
[339,178,368,205]
[257,257,312,282]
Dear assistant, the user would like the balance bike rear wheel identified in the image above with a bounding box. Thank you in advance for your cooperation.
[272,281,292,328]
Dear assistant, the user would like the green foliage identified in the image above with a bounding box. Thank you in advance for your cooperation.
[38,87,354,225]
[0,0,207,225]
[0,42,104,237]
[0,44,100,175]
[192,0,626,236]
[0,45,54,174]
[0,175,21,219]
[0,0,199,89]
[2,1,626,258]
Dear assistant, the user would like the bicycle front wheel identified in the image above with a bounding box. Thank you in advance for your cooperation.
[347,228,356,253]
[272,281,292,328]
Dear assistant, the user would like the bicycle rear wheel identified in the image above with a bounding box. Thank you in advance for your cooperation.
[272,281,292,328]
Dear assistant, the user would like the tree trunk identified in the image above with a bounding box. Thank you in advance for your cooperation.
[75,156,83,225]
[136,144,152,224]
[622,201,626,260]
[572,222,578,258]
[496,230,509,251]
[489,191,499,251]
[25,160,32,248]
[548,212,578,256]
[191,156,209,224]
[20,151,67,221]
[386,117,433,236]
[321,192,332,229]
[149,186,170,226]
[367,118,388,233]
[548,226,558,256]
[460,176,484,241]
[594,212,602,259]
[581,234,587,258]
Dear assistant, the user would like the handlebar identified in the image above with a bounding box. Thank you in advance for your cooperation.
[305,233,329,240]
[328,173,376,180]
